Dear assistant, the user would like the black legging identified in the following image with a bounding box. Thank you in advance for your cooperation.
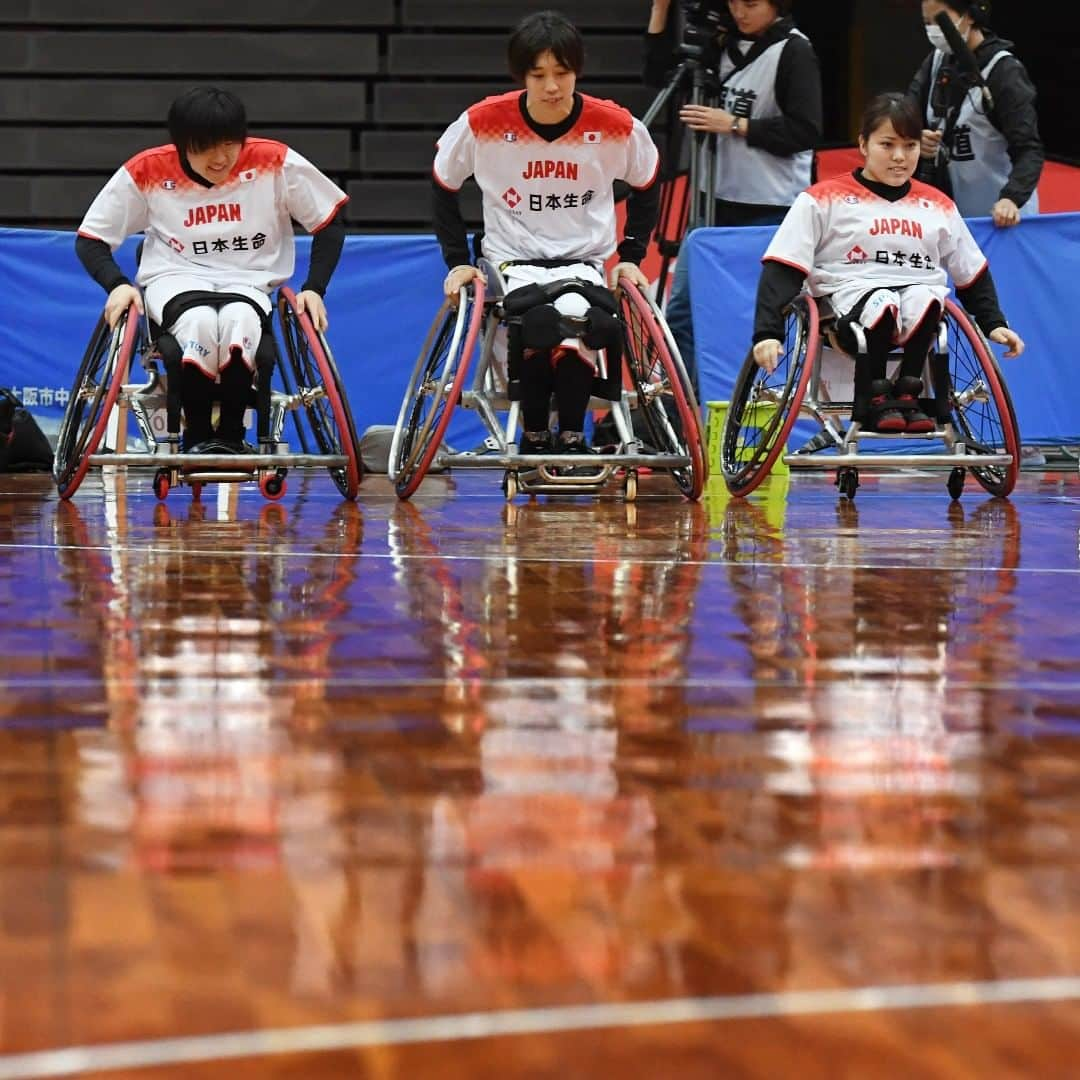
[851,303,941,419]
[519,350,594,434]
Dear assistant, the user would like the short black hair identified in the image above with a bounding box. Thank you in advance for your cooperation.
[507,10,584,81]
[167,86,247,156]
[860,91,923,143]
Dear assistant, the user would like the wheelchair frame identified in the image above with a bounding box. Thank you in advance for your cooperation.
[54,286,363,502]
[719,294,1021,501]
[389,262,706,502]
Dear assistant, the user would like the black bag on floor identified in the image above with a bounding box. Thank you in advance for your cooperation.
[0,388,54,473]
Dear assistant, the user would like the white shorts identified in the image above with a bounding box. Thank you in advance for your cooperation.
[145,275,271,377]
[828,282,944,345]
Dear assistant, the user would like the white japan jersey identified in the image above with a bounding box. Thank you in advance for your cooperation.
[763,172,987,301]
[433,91,659,266]
[77,138,348,293]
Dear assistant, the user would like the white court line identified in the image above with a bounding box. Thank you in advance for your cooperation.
[0,977,1076,1079]
[3,542,1078,576]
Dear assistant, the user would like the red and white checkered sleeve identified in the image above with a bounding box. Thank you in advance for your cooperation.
[624,117,660,191]
[433,113,475,193]
[77,166,148,249]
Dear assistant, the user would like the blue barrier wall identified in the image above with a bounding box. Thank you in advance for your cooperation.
[0,227,467,443]
[686,212,1080,444]
[2,215,1078,444]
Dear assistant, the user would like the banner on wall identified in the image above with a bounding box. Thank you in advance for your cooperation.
[685,212,1080,444]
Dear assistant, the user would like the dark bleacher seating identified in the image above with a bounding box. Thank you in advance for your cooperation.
[0,1,649,231]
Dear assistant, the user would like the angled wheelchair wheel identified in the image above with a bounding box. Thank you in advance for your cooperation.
[619,279,706,500]
[54,303,142,500]
[277,286,362,500]
[721,294,818,497]
[942,298,1020,498]
[390,280,486,500]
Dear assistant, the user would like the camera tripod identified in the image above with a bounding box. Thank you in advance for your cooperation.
[641,24,727,299]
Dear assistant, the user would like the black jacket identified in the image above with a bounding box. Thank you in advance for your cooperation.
[908,32,1044,208]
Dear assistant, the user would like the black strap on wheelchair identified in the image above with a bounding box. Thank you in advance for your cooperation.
[502,279,617,317]
[500,257,600,273]
[502,279,623,404]
[160,290,273,335]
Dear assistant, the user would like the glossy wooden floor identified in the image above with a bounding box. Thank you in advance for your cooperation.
[0,465,1077,1078]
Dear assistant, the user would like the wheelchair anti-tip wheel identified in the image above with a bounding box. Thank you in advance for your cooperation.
[619,279,706,500]
[259,468,287,501]
[721,294,818,497]
[54,303,143,500]
[836,466,859,500]
[390,279,486,499]
[942,299,1021,498]
[276,286,362,500]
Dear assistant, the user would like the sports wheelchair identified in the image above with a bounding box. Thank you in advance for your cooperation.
[720,294,1020,501]
[389,260,706,502]
[53,286,362,502]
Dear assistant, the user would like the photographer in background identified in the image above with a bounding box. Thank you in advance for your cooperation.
[908,0,1043,226]
[644,0,822,396]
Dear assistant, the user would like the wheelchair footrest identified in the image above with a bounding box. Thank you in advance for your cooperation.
[783,451,1014,471]
[88,451,349,469]
[439,451,690,470]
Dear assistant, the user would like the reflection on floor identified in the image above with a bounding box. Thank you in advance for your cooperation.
[0,467,1077,1077]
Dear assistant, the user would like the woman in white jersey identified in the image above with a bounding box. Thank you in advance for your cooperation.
[909,0,1043,226]
[76,87,348,452]
[432,11,660,459]
[751,92,1023,432]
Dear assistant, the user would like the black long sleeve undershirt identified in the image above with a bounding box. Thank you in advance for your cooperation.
[753,170,1008,341]
[75,208,346,298]
[752,258,1007,343]
[432,178,473,270]
[75,234,130,294]
[301,208,345,296]
[752,258,1007,344]
[617,176,660,266]
[433,173,659,270]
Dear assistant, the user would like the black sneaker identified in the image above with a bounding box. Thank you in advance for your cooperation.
[518,430,553,456]
[554,431,603,477]
[183,438,252,455]
[868,378,906,433]
[894,376,934,434]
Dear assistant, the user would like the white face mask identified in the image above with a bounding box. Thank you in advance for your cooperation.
[926,19,965,54]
